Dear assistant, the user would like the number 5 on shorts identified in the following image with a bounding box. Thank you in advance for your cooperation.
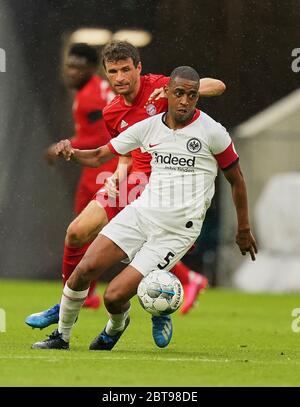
[157,251,175,270]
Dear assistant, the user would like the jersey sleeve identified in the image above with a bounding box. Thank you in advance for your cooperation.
[153,75,170,88]
[108,122,143,155]
[104,118,119,138]
[209,122,239,170]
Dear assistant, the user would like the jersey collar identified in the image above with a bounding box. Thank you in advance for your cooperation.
[161,109,201,129]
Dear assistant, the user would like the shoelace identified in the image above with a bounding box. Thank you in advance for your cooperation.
[47,330,61,340]
[100,332,114,343]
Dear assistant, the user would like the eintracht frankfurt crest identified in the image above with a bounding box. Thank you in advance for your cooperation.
[187,138,202,153]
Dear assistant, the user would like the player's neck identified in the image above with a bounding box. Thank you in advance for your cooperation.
[122,77,141,106]
[164,111,195,130]
[76,76,92,91]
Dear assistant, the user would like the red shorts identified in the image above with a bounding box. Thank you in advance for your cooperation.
[93,180,147,221]
[74,158,118,215]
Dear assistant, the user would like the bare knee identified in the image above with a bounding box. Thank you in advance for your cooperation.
[104,285,127,309]
[68,255,105,289]
[66,221,89,247]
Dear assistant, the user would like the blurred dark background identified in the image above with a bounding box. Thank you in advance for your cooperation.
[0,0,299,281]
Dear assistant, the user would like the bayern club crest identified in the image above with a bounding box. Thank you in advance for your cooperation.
[146,103,157,116]
[187,138,202,153]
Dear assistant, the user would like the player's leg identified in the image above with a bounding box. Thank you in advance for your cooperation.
[90,217,197,351]
[89,265,142,350]
[31,205,145,349]
[31,234,127,349]
[132,225,196,348]
[171,261,208,315]
[66,198,110,308]
[25,199,110,328]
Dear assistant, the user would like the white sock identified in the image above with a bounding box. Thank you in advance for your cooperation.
[105,306,131,336]
[58,284,89,342]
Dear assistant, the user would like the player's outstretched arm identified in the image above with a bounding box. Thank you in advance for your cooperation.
[199,78,226,97]
[147,77,226,103]
[223,162,257,261]
[55,139,115,168]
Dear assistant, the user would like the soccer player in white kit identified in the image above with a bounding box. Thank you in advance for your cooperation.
[32,66,257,351]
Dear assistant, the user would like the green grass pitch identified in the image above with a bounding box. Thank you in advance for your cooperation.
[1,279,300,386]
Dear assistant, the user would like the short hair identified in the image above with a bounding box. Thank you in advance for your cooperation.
[170,66,200,84]
[68,43,99,66]
[102,40,140,68]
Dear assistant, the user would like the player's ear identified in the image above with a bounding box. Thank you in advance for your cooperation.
[137,62,142,73]
[164,85,169,95]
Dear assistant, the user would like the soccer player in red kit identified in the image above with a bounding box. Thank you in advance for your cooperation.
[26,41,225,330]
[43,43,117,308]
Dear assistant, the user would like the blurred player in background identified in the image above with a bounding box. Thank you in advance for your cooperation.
[43,43,117,309]
[26,41,225,330]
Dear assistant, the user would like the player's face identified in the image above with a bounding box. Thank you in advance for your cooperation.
[166,78,199,123]
[104,58,141,96]
[65,55,94,89]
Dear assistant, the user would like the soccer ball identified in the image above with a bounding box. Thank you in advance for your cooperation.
[137,270,184,316]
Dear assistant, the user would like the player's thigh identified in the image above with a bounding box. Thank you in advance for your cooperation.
[104,265,144,304]
[100,205,147,262]
[131,231,196,277]
[67,200,108,243]
[70,234,128,284]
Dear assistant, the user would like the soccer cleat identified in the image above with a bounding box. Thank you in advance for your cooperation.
[25,304,60,329]
[151,315,173,348]
[89,317,130,351]
[83,294,101,309]
[31,329,69,350]
[180,274,208,315]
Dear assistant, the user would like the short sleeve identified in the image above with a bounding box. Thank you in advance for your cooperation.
[108,122,143,155]
[209,122,239,170]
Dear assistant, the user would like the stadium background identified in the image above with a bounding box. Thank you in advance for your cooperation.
[0,0,299,284]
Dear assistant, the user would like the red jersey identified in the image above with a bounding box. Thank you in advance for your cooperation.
[71,75,114,149]
[103,74,169,177]
[70,75,117,213]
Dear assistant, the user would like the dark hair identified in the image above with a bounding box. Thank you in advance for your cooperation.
[68,43,99,66]
[102,40,140,68]
[170,66,200,84]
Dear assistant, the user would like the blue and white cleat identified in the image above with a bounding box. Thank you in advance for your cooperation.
[25,304,60,329]
[89,317,130,351]
[152,315,173,348]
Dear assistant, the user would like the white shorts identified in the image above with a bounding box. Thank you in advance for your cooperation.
[100,205,197,276]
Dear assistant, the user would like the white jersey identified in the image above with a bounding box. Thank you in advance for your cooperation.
[108,110,238,238]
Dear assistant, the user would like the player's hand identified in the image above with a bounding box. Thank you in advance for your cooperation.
[55,139,74,161]
[44,144,58,165]
[146,87,166,105]
[236,228,257,261]
[104,175,119,198]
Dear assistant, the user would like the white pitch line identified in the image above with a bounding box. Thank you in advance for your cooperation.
[0,355,299,364]
[0,355,225,363]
